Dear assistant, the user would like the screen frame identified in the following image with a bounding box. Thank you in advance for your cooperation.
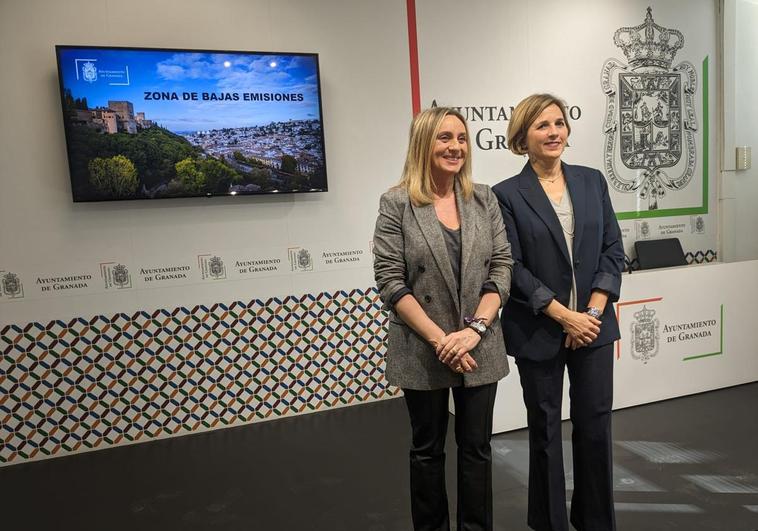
[55,44,328,202]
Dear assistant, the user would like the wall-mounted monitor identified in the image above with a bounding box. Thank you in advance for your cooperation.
[55,45,327,201]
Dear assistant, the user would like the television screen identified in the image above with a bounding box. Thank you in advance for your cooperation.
[55,45,327,201]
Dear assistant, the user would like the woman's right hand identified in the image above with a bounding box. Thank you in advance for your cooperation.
[436,330,480,373]
[431,336,476,373]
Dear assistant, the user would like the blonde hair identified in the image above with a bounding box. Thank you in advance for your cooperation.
[507,94,571,156]
[398,107,473,206]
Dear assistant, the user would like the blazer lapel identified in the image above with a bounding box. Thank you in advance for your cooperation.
[457,179,476,286]
[564,163,585,255]
[411,197,460,314]
[516,161,571,265]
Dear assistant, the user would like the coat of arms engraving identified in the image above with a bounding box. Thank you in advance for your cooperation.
[630,306,660,363]
[1,272,23,298]
[112,264,130,288]
[208,256,225,279]
[297,249,312,270]
[602,7,697,210]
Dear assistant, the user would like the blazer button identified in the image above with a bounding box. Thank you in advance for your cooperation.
[418,265,426,273]
[424,295,432,303]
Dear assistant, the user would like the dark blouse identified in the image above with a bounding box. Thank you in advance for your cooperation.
[388,221,496,306]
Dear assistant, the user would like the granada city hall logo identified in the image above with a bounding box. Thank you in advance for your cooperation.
[630,305,660,364]
[288,247,313,272]
[1,271,24,299]
[198,255,227,280]
[208,256,225,279]
[101,262,132,289]
[602,7,698,210]
[82,61,98,83]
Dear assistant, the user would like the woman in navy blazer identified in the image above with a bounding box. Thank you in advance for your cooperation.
[492,94,624,531]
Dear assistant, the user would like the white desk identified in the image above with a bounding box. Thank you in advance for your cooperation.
[486,260,758,433]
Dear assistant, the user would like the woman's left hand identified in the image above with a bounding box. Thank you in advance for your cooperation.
[565,334,587,350]
[564,312,603,350]
[561,310,601,345]
[436,328,481,367]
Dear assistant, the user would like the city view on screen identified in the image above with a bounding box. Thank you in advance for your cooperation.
[56,46,327,201]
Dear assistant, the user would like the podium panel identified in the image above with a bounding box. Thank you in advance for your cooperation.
[455,261,758,433]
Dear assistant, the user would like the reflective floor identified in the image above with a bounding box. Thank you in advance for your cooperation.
[1,383,756,530]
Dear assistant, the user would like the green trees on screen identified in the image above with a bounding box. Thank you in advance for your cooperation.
[280,154,298,174]
[175,157,240,194]
[88,155,139,197]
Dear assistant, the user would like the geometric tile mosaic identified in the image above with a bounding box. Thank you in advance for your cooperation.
[0,287,398,466]
[685,249,717,265]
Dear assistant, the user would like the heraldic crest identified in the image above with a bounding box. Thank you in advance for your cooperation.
[2,272,23,298]
[209,256,225,279]
[630,305,660,363]
[82,61,98,83]
[112,264,130,288]
[601,7,697,210]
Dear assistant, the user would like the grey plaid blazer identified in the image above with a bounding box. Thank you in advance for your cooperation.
[373,181,513,390]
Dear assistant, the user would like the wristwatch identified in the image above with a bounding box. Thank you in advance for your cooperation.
[464,316,488,336]
[586,306,602,320]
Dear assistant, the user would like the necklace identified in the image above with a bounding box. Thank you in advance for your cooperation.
[537,174,561,184]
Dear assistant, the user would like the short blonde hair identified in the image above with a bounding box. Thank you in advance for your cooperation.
[507,94,571,156]
[398,107,473,206]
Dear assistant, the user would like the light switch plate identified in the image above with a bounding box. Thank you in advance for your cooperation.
[736,146,751,170]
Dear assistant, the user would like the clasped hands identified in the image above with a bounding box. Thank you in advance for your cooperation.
[434,328,481,373]
[562,310,602,350]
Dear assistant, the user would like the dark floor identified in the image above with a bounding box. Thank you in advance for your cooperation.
[1,383,757,531]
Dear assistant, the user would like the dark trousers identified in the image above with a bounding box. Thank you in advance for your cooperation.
[516,343,616,531]
[402,382,498,531]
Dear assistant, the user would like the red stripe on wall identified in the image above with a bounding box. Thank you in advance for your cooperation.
[406,0,421,115]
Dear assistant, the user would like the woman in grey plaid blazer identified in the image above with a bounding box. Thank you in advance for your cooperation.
[372,107,512,531]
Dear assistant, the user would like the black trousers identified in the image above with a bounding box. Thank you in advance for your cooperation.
[402,382,498,531]
[516,343,616,531]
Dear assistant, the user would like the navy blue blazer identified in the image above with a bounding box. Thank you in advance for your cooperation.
[491,161,624,361]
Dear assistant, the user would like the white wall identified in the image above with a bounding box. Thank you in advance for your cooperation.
[721,0,758,261]
[0,0,412,465]
[732,0,758,259]
[0,0,413,324]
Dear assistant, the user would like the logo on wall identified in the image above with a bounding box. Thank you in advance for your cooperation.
[288,247,313,272]
[198,254,227,281]
[630,306,660,363]
[691,215,705,234]
[635,220,652,240]
[100,262,132,289]
[601,7,698,210]
[1,271,24,299]
[208,256,225,279]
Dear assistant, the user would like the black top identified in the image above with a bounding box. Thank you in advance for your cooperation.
[387,220,496,306]
[440,222,462,293]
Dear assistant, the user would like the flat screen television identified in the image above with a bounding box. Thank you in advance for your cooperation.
[55,45,327,201]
